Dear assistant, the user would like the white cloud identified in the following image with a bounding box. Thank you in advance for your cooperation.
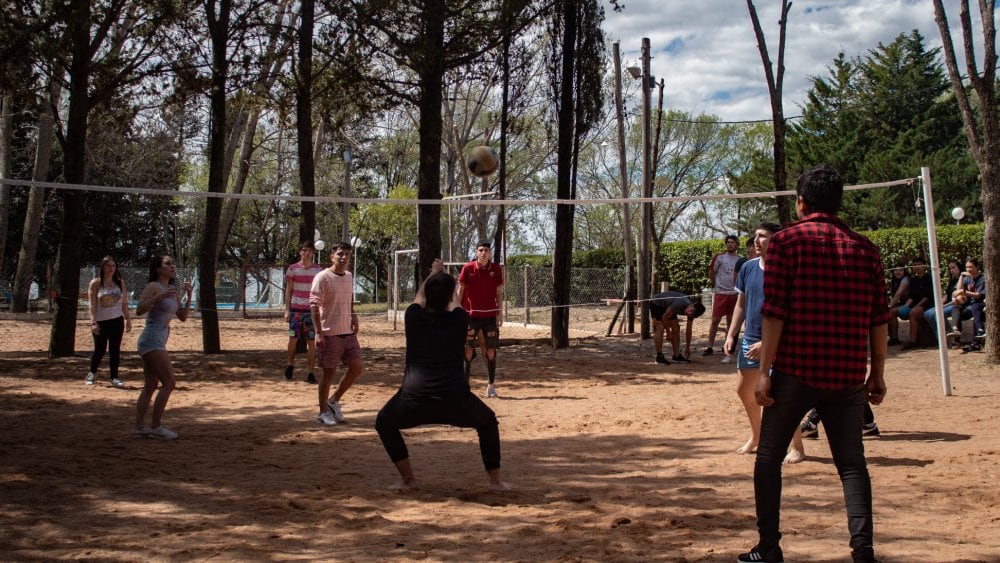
[603,0,992,121]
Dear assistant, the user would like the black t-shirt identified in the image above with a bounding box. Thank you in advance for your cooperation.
[908,273,934,305]
[649,290,691,320]
[401,303,470,397]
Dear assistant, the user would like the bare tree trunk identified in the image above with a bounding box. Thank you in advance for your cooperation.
[49,0,92,357]
[612,42,635,331]
[415,1,446,280]
[551,0,577,349]
[746,0,792,225]
[217,108,262,258]
[0,92,13,271]
[650,79,665,288]
[199,0,231,354]
[296,0,316,244]
[931,0,999,363]
[12,78,61,313]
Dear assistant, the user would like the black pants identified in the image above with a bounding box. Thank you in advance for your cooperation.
[375,390,501,471]
[754,371,874,557]
[90,316,125,379]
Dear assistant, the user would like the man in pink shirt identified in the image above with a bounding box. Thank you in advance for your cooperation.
[309,242,364,426]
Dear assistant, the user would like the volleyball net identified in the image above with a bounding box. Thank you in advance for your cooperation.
[1,174,926,349]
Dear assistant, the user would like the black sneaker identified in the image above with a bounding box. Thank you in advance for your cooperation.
[671,354,691,364]
[862,422,880,437]
[702,347,714,357]
[284,365,294,380]
[800,420,819,439]
[737,544,784,562]
[306,372,318,384]
[655,354,670,365]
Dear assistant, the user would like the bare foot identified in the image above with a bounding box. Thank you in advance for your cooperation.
[736,438,758,455]
[489,481,511,492]
[390,478,420,491]
[783,448,805,464]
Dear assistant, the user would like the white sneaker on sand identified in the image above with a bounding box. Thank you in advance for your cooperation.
[721,356,734,364]
[111,378,125,388]
[147,426,178,440]
[85,372,95,385]
[327,401,345,422]
[317,411,337,425]
[486,384,498,398]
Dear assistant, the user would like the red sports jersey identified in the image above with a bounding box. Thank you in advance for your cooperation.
[458,261,503,318]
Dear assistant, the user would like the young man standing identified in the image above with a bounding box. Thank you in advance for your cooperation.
[649,290,705,365]
[456,241,504,398]
[705,234,740,361]
[284,241,323,383]
[739,165,888,563]
[309,242,364,426]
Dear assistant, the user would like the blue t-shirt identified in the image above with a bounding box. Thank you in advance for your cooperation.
[736,257,765,340]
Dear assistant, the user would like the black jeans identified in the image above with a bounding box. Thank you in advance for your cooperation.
[375,390,501,471]
[90,316,125,379]
[754,371,873,556]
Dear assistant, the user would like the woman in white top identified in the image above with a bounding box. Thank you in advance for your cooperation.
[133,255,192,440]
[87,256,132,388]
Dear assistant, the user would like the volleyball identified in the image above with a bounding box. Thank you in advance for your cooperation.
[467,146,498,177]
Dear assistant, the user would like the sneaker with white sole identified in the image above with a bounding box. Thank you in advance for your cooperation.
[317,410,337,425]
[327,400,346,422]
[85,372,96,385]
[486,384,498,398]
[862,422,880,437]
[111,378,125,388]
[721,355,733,364]
[737,544,784,562]
[147,426,178,440]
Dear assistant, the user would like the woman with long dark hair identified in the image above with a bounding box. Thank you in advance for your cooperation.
[133,255,192,439]
[86,256,132,388]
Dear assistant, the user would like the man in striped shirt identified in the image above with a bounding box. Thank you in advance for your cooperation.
[738,165,889,563]
[284,241,324,383]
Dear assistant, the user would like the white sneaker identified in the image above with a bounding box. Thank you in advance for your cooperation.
[721,356,733,364]
[486,384,498,398]
[147,426,178,440]
[85,372,95,385]
[327,401,345,422]
[111,378,125,388]
[317,411,337,425]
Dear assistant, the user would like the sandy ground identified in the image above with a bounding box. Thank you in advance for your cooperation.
[1,313,999,562]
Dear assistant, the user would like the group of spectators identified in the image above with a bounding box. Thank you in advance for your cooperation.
[887,256,986,352]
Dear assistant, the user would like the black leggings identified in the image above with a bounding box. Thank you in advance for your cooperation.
[90,316,125,379]
[375,390,501,471]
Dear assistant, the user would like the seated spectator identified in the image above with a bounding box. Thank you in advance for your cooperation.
[948,258,987,352]
[923,260,965,343]
[886,263,910,346]
[901,257,934,350]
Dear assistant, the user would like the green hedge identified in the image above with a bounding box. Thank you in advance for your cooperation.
[506,224,984,296]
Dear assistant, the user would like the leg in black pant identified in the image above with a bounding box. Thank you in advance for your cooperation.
[89,323,111,375]
[103,317,125,380]
[375,391,505,489]
[753,371,813,550]
[816,384,874,561]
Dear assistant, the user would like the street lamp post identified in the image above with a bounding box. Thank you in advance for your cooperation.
[342,146,352,242]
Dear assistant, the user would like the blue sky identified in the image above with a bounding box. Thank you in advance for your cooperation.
[602,0,989,121]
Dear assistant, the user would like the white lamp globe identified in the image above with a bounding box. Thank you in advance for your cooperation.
[951,207,965,221]
[314,240,326,251]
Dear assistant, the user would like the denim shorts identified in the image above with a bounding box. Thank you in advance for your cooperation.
[737,336,761,370]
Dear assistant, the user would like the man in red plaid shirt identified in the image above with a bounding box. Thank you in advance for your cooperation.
[737,165,889,563]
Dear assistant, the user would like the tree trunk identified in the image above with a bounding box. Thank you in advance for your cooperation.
[0,92,13,270]
[199,0,231,354]
[296,0,316,244]
[12,78,61,313]
[551,0,577,349]
[217,108,261,258]
[931,0,999,363]
[415,1,446,280]
[49,0,91,357]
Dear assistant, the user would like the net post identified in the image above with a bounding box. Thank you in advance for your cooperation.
[921,166,952,397]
